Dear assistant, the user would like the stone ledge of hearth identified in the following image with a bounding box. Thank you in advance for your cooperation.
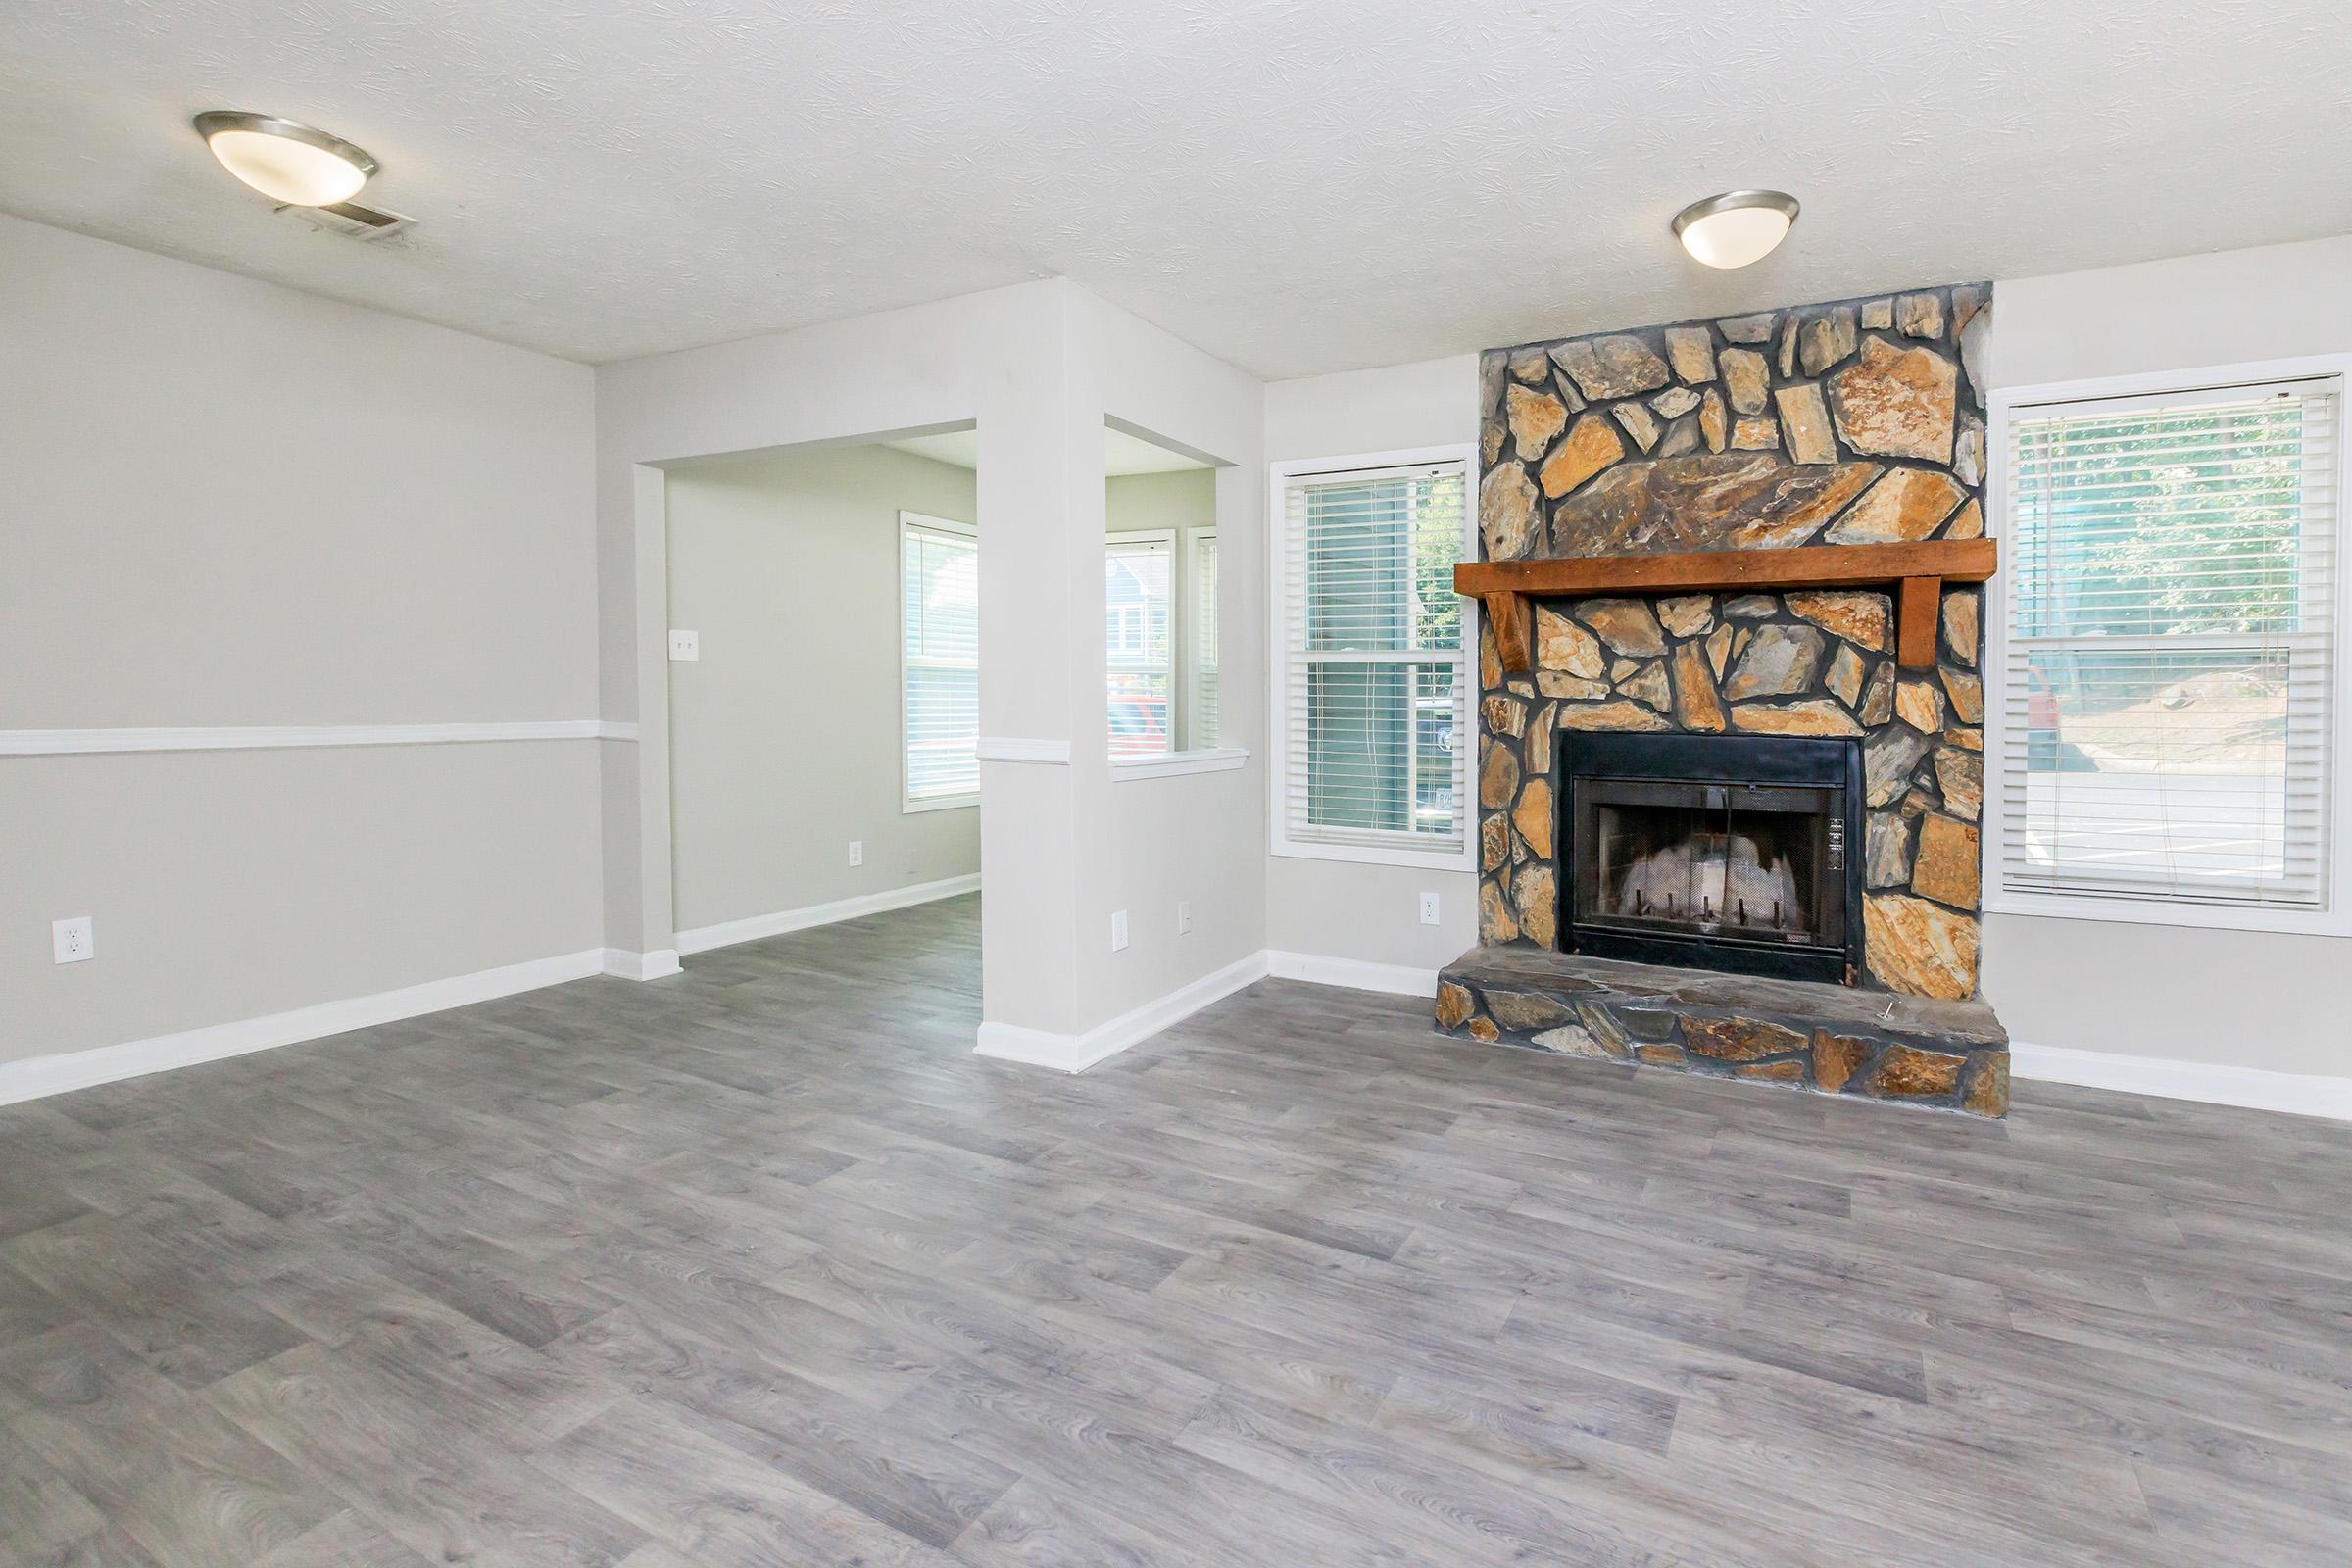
[1434,944,2008,1117]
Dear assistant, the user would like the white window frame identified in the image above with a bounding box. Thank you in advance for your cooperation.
[1266,444,1480,872]
[1984,354,2352,936]
[1183,525,1220,750]
[1103,522,1249,782]
[899,510,980,814]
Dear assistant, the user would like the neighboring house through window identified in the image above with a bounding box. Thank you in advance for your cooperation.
[1105,529,1175,758]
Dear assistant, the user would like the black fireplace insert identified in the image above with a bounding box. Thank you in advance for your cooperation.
[1556,732,1864,985]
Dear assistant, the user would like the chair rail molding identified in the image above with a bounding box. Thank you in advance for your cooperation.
[975,736,1072,764]
[0,721,636,756]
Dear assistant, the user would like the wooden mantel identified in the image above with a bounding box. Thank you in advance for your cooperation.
[1455,538,1997,674]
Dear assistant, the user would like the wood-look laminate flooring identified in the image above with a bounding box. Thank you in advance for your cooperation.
[3,894,2348,1566]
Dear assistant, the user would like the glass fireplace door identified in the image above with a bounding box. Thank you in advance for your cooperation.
[1555,730,1862,984]
[1583,781,1838,949]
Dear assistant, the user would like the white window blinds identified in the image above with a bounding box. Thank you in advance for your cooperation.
[901,514,979,808]
[1998,377,2340,911]
[1105,531,1175,758]
[1277,460,1471,858]
[1188,529,1220,747]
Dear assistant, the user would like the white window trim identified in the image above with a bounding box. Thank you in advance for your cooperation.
[1102,522,1242,782]
[1183,525,1221,752]
[899,511,980,814]
[1266,444,1481,873]
[1110,746,1249,782]
[1983,353,2352,936]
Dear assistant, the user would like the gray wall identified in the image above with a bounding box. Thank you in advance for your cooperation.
[596,281,1271,1040]
[1980,234,2352,1078]
[1106,468,1215,533]
[1263,355,1485,974]
[1,216,602,1064]
[664,445,980,935]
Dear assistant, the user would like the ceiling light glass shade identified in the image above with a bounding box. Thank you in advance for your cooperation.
[1672,190,1800,269]
[193,112,375,207]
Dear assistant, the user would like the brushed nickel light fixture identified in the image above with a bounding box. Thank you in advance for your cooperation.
[1672,190,1800,269]
[193,111,376,207]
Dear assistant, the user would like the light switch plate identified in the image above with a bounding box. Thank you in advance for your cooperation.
[668,629,701,662]
[1110,910,1129,951]
[53,916,94,964]
[1177,901,1194,935]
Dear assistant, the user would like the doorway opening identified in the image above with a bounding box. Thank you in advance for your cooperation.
[662,427,984,996]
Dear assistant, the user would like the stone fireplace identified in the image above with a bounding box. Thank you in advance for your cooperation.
[1434,283,2009,1116]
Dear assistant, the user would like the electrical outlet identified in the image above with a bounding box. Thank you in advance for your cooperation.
[53,916,94,964]
[668,629,701,662]
[847,841,863,867]
[1177,901,1194,935]
[1110,909,1129,951]
[1419,891,1442,926]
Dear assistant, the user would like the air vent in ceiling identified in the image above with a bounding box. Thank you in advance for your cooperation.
[282,198,415,242]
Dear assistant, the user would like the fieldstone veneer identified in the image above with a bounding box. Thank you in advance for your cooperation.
[1449,282,2005,1115]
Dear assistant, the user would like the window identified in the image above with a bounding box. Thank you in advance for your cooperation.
[1105,530,1174,759]
[1992,372,2342,926]
[1270,451,1474,867]
[900,513,978,809]
[1187,528,1219,746]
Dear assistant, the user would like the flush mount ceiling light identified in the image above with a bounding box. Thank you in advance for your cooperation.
[1672,190,1800,270]
[193,111,376,207]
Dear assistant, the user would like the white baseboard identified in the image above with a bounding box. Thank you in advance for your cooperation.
[601,948,682,981]
[674,873,981,956]
[975,951,1271,1073]
[1255,962,2352,1124]
[1264,950,1441,998]
[9,928,2342,1128]
[2011,1041,2352,1123]
[0,949,608,1108]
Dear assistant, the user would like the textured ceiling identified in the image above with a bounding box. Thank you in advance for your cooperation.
[3,2,2347,378]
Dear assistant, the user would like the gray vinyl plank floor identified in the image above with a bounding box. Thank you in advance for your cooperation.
[3,892,2348,1565]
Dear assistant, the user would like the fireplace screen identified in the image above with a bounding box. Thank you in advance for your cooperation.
[1587,783,1832,941]
[1559,733,1862,984]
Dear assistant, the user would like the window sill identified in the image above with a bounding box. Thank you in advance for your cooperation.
[1984,891,2350,940]
[1110,747,1250,782]
[903,793,979,814]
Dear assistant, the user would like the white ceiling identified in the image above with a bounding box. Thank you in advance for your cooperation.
[3,2,2347,380]
[886,425,1211,476]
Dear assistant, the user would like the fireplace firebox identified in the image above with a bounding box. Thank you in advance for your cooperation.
[1557,732,1864,985]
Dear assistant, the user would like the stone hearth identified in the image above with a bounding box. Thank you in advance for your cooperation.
[1436,946,2009,1116]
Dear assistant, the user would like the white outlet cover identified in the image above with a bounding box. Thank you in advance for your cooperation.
[1177,901,1194,934]
[53,915,94,964]
[668,629,701,661]
[848,841,863,866]
[1110,909,1129,951]
[1419,891,1442,925]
